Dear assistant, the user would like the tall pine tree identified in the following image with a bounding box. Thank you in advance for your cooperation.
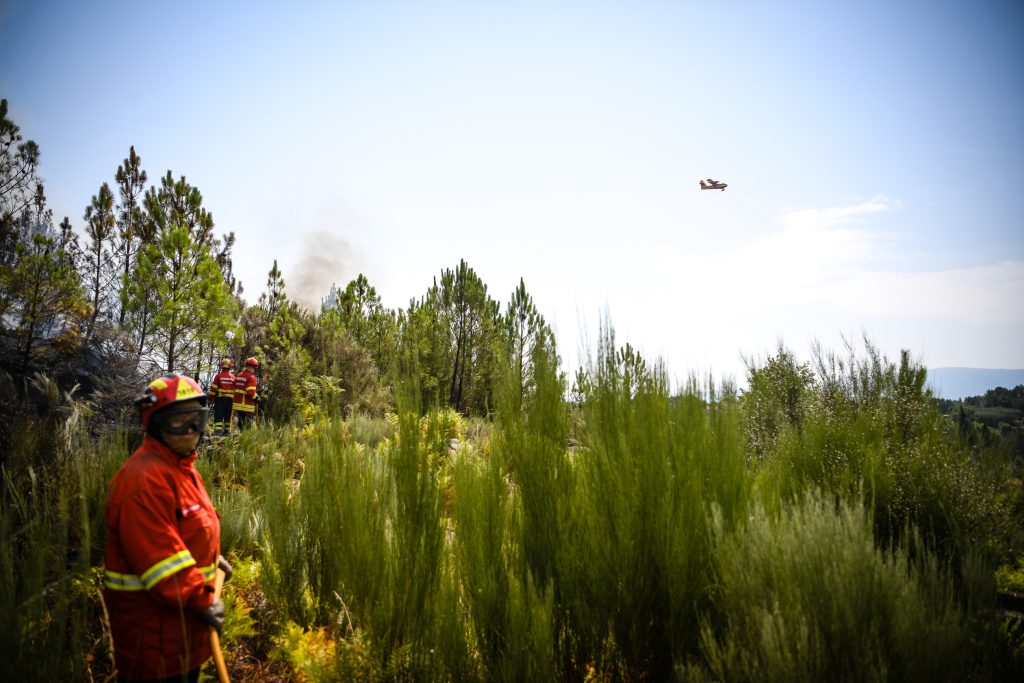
[82,182,115,340]
[503,278,556,408]
[114,146,148,325]
[256,259,305,364]
[401,260,500,414]
[332,273,396,373]
[123,172,238,374]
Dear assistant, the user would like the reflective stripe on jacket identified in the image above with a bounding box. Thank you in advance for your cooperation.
[103,436,220,680]
[208,370,236,400]
[233,369,258,413]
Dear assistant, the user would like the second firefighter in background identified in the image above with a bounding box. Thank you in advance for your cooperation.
[208,358,236,436]
[233,356,260,429]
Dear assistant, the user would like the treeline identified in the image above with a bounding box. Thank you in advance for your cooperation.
[0,98,555,426]
[936,385,1024,463]
[936,385,1024,414]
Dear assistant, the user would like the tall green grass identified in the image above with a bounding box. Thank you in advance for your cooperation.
[449,346,563,681]
[0,386,127,681]
[253,399,474,679]
[245,331,1020,680]
[688,493,968,683]
[541,329,749,680]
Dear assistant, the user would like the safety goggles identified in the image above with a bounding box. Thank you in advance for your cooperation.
[154,405,209,436]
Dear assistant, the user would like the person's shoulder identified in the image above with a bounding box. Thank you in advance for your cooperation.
[121,443,177,480]
[110,450,169,501]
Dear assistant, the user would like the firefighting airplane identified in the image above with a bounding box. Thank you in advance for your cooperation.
[699,178,728,191]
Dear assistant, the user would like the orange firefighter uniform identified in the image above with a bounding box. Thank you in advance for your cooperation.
[233,358,259,429]
[208,365,236,435]
[103,435,221,680]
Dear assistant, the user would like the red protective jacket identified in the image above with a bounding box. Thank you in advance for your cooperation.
[208,369,236,401]
[103,436,220,680]
[233,369,258,413]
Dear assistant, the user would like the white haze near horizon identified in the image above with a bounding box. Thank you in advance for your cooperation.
[1,0,1021,389]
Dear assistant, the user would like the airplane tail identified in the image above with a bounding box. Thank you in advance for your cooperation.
[699,180,707,189]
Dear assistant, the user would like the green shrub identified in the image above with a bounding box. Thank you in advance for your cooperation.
[996,557,1024,593]
[550,327,748,680]
[691,492,968,682]
[213,485,261,558]
[346,412,395,448]
[271,621,338,682]
[756,342,1019,589]
[450,448,555,682]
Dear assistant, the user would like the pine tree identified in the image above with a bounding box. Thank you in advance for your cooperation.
[56,216,82,272]
[396,260,501,414]
[113,146,148,325]
[334,273,396,373]
[0,101,89,377]
[142,170,215,246]
[126,224,238,373]
[257,260,306,363]
[0,98,45,319]
[503,278,556,407]
[82,182,116,339]
[123,172,238,373]
[0,98,43,238]
[400,281,451,409]
[7,232,90,375]
[441,260,501,413]
[262,259,287,319]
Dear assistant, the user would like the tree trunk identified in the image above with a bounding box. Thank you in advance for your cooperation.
[88,252,101,341]
[118,244,131,326]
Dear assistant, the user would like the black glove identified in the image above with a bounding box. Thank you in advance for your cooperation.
[218,555,233,583]
[200,599,225,635]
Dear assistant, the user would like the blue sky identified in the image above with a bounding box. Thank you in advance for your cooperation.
[2,0,1022,385]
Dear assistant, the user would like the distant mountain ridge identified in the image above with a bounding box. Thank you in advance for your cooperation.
[927,367,1024,400]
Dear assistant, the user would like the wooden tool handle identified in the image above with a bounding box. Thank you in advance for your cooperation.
[210,567,230,683]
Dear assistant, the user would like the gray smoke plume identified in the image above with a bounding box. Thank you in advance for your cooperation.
[289,231,355,312]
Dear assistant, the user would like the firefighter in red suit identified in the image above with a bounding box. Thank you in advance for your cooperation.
[233,356,260,430]
[207,358,236,436]
[103,373,232,682]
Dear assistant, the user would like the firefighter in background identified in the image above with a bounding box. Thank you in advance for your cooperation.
[233,356,260,429]
[103,373,232,681]
[207,357,236,436]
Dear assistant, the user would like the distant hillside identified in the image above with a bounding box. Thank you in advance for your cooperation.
[927,368,1024,400]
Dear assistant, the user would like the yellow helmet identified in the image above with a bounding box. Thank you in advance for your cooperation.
[134,373,207,429]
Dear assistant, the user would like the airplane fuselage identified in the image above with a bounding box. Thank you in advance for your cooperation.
[699,181,727,191]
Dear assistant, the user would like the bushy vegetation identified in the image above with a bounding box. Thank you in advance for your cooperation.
[691,494,969,683]
[4,330,1024,681]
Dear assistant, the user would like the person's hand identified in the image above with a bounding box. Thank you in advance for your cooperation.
[218,555,233,583]
[200,599,225,635]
